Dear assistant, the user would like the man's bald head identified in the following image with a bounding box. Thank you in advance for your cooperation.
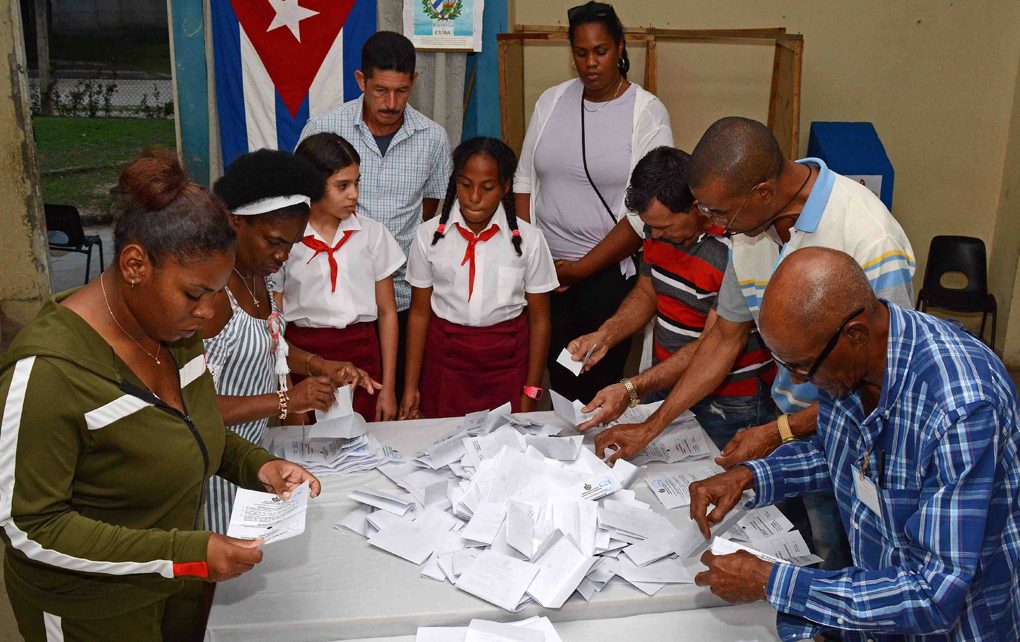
[689,117,784,194]
[760,247,876,349]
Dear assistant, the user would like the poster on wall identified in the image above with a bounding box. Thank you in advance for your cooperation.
[403,0,484,51]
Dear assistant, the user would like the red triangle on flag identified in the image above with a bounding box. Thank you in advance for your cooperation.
[231,0,357,118]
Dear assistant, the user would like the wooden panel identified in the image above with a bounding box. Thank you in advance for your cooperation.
[497,39,527,154]
[511,25,788,41]
[644,36,657,96]
[767,37,803,158]
[500,26,803,160]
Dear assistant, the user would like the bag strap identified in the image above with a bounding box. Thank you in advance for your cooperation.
[580,94,640,273]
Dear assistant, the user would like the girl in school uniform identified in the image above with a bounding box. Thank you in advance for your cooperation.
[276,133,405,421]
[399,137,558,419]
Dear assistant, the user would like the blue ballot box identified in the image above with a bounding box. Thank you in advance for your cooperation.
[807,122,894,211]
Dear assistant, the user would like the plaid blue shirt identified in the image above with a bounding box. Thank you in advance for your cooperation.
[299,97,452,310]
[745,303,1020,641]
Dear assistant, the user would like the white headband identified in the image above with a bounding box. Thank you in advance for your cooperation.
[233,194,311,216]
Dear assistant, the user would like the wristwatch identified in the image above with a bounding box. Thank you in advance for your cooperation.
[777,413,796,443]
[620,378,640,408]
[523,385,544,400]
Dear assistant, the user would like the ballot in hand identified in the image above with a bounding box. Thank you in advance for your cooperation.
[688,467,755,540]
[566,330,609,373]
[206,533,264,582]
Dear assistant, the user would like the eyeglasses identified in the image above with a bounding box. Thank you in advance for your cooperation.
[774,306,865,379]
[568,2,614,22]
[696,189,752,233]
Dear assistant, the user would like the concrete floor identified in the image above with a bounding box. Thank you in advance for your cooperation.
[1,227,1019,640]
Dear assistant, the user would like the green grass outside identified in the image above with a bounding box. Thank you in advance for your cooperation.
[51,35,171,75]
[34,117,176,215]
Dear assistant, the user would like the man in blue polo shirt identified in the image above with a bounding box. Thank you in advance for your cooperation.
[690,247,1020,642]
[588,117,915,570]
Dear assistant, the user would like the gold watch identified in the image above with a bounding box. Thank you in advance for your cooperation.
[777,413,796,443]
[620,378,640,408]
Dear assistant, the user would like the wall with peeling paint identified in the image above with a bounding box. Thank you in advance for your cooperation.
[0,0,51,348]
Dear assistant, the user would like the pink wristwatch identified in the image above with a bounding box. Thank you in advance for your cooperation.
[523,385,544,400]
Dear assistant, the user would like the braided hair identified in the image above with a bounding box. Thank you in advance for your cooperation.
[432,137,522,256]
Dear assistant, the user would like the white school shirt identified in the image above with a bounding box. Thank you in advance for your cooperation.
[271,215,405,328]
[406,203,559,327]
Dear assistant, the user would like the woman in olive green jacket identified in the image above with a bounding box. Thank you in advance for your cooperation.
[0,148,319,641]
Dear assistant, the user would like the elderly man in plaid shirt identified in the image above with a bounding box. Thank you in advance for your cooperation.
[690,247,1020,642]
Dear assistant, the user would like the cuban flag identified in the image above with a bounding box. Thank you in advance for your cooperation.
[211,0,376,166]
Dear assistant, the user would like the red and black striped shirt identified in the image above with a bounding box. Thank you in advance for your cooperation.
[641,227,775,397]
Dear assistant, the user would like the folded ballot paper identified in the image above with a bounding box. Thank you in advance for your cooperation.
[335,401,820,612]
[711,532,824,567]
[416,616,563,642]
[227,480,311,545]
[269,386,402,476]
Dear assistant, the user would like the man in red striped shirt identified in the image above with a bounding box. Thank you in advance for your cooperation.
[568,146,777,448]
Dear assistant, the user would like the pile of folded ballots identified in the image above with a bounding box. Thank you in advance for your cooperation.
[337,400,821,612]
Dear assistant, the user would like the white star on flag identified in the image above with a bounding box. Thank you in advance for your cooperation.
[266,0,319,43]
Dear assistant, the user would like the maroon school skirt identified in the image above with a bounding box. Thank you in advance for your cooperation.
[285,323,382,421]
[420,313,528,419]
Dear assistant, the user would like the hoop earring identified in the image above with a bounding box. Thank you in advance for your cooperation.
[617,57,625,72]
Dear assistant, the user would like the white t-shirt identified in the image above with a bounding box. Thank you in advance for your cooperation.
[406,203,559,327]
[272,215,405,328]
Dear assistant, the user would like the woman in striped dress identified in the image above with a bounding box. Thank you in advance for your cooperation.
[203,150,380,532]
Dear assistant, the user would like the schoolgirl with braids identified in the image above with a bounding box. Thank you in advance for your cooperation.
[400,137,558,419]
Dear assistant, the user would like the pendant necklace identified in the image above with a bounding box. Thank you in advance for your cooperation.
[233,267,261,308]
[100,272,162,365]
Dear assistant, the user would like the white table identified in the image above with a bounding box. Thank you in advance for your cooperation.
[205,412,781,642]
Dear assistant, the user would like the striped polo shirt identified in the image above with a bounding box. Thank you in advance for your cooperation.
[719,157,915,413]
[642,227,775,398]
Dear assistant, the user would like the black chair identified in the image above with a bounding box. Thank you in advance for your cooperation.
[915,235,997,348]
[44,203,104,284]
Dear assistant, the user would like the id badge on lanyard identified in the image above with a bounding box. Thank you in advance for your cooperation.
[853,450,883,519]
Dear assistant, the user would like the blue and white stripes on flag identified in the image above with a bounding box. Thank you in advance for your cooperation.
[210,0,376,167]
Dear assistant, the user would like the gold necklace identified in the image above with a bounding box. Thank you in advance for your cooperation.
[233,267,260,308]
[583,76,625,113]
[100,272,161,365]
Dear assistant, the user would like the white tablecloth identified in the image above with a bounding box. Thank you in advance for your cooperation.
[205,412,781,642]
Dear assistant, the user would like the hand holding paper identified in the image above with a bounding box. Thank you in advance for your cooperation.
[256,459,320,500]
[227,480,311,545]
[688,466,755,539]
[206,533,265,582]
[694,545,773,604]
[315,385,354,422]
[564,332,609,373]
[576,384,630,431]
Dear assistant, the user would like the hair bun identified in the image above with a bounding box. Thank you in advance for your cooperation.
[118,147,191,211]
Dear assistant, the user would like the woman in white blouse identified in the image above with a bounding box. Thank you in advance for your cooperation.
[514,1,674,403]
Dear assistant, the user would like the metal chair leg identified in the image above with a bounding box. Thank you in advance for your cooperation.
[84,247,93,285]
[98,239,105,272]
